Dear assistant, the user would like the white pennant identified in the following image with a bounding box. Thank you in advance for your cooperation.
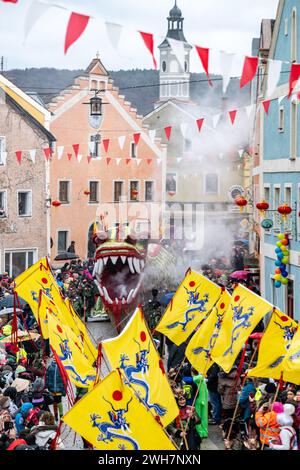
[29,149,36,163]
[24,1,52,42]
[136,159,142,166]
[167,38,185,71]
[88,142,95,154]
[57,146,64,160]
[219,51,235,94]
[180,122,188,137]
[77,154,82,163]
[213,114,221,128]
[238,149,244,158]
[116,158,121,165]
[157,158,162,166]
[118,135,126,150]
[278,94,286,105]
[105,21,123,51]
[177,157,182,163]
[266,59,282,98]
[245,104,255,118]
[149,129,156,143]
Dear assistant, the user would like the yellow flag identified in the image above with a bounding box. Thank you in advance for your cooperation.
[65,298,98,364]
[281,322,300,385]
[38,291,61,340]
[248,311,297,380]
[47,313,97,388]
[62,370,176,450]
[156,270,221,346]
[211,284,273,373]
[186,290,231,375]
[102,308,178,427]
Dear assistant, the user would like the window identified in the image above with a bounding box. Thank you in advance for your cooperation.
[91,79,97,90]
[285,186,292,207]
[291,9,297,62]
[145,181,154,201]
[278,106,284,132]
[89,181,99,203]
[5,250,36,277]
[58,231,68,253]
[90,134,101,158]
[291,101,297,159]
[205,174,219,195]
[166,173,177,194]
[0,137,6,165]
[170,60,179,73]
[114,181,124,202]
[264,186,270,203]
[162,61,167,72]
[184,61,188,72]
[130,142,137,159]
[274,186,281,231]
[0,190,6,217]
[130,181,139,201]
[59,181,70,204]
[18,191,32,217]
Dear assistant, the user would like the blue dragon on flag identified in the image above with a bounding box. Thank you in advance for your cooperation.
[192,308,224,358]
[223,299,256,357]
[268,320,297,368]
[119,339,166,416]
[90,397,139,450]
[166,285,209,331]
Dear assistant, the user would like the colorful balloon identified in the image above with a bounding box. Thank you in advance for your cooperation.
[281,278,289,285]
[277,252,284,260]
[281,239,289,246]
[281,271,289,278]
[274,274,282,281]
[275,247,282,254]
[276,241,282,247]
[278,234,285,240]
[274,281,282,288]
[275,268,281,274]
[275,260,282,266]
[281,257,288,264]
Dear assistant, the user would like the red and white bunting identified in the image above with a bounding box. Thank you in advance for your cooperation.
[106,157,111,165]
[278,94,287,105]
[118,135,126,150]
[240,56,259,88]
[87,156,92,164]
[24,1,51,42]
[105,21,123,51]
[43,147,52,161]
[266,59,282,98]
[77,154,82,163]
[262,100,271,115]
[133,132,141,146]
[164,126,172,141]
[157,158,162,166]
[229,110,237,124]
[168,38,185,71]
[16,151,22,165]
[219,51,235,94]
[57,146,64,160]
[195,46,212,86]
[212,114,221,129]
[64,12,90,54]
[136,158,142,166]
[102,139,110,153]
[116,158,121,165]
[29,149,36,163]
[288,63,300,98]
[147,159,152,165]
[139,31,157,69]
[67,153,72,161]
[196,118,204,132]
[180,122,188,137]
[126,158,131,165]
[72,143,80,158]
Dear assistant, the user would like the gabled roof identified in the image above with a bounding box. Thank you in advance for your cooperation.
[85,58,108,76]
[143,98,217,121]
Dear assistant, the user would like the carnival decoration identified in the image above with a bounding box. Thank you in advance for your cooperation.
[256,200,269,217]
[274,233,290,288]
[235,196,248,212]
[277,204,292,221]
[51,200,61,207]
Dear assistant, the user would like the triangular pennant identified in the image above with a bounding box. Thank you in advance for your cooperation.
[88,141,95,154]
[72,144,80,158]
[105,21,122,50]
[67,153,72,161]
[238,149,244,158]
[133,133,141,146]
[219,51,235,94]
[177,157,182,163]
[102,139,110,153]
[288,63,300,98]
[180,122,188,137]
[118,135,126,150]
[16,151,22,164]
[64,12,90,54]
[139,31,157,69]
[229,110,237,124]
[149,129,156,143]
[116,158,121,165]
[245,104,254,118]
[136,158,142,166]
[24,2,51,42]
[167,38,185,71]
[43,148,52,161]
[278,94,286,105]
[87,156,92,164]
[147,159,152,165]
[29,149,36,163]
[212,114,220,128]
[240,56,259,88]
[262,100,271,115]
[266,59,282,98]
[195,46,213,85]
[77,154,82,163]
[164,126,172,141]
[106,157,111,165]
[126,158,131,165]
[57,146,64,160]
[196,118,204,132]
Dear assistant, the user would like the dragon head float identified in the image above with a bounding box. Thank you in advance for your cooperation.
[92,224,148,330]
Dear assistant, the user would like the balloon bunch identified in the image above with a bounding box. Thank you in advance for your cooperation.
[274,233,290,288]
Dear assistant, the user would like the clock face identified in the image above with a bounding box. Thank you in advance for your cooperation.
[89,114,102,129]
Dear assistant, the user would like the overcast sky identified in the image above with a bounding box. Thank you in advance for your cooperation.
[0,0,279,72]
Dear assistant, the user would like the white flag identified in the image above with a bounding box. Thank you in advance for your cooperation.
[118,135,126,150]
[57,146,64,160]
[24,1,52,42]
[105,21,123,50]
[180,122,188,137]
[266,59,282,98]
[167,38,185,71]
[88,142,95,154]
[213,114,221,128]
[77,154,82,163]
[219,51,235,94]
[149,129,156,143]
[278,94,286,105]
[29,149,36,163]
[136,158,142,166]
[245,104,255,118]
[116,158,121,165]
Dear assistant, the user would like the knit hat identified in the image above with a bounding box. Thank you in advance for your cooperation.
[2,325,12,336]
[272,401,284,413]
[265,382,276,394]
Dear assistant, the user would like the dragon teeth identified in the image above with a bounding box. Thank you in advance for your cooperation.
[127,289,134,304]
[133,258,141,274]
[121,256,127,264]
[128,257,135,274]
[140,260,145,270]
[110,256,118,265]
[103,286,113,304]
[103,257,108,265]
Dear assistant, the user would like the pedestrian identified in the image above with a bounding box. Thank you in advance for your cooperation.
[218,366,240,419]
[255,401,281,449]
[67,241,76,253]
[206,363,222,425]
[269,404,298,450]
[45,359,66,422]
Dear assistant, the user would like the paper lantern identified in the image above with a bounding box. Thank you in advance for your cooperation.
[235,196,248,212]
[83,190,91,195]
[52,200,61,207]
[256,200,269,216]
[277,204,292,220]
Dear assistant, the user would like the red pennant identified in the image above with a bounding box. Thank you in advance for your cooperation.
[196,118,204,132]
[67,153,72,161]
[64,12,90,54]
[240,56,259,88]
[195,46,212,86]
[288,63,300,98]
[133,133,141,146]
[147,159,152,165]
[126,158,131,165]
[229,110,237,124]
[43,147,52,161]
[87,156,92,164]
[15,151,22,164]
[2,0,18,2]
[72,144,80,158]
[164,126,172,141]
[106,157,111,165]
[262,100,271,115]
[139,31,157,69]
[102,139,110,153]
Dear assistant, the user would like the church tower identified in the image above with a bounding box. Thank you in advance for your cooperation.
[158,1,192,103]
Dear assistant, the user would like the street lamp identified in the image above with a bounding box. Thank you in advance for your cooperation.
[90,93,102,116]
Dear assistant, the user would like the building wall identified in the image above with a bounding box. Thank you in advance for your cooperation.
[0,100,49,275]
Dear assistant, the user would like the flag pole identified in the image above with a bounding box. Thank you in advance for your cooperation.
[261,372,283,451]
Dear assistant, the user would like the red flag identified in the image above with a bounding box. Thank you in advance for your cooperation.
[196,118,204,132]
[195,46,212,86]
[67,153,72,161]
[2,0,18,3]
[102,139,110,153]
[15,151,22,165]
[87,156,92,164]
[133,132,141,145]
[229,110,237,124]
[164,126,172,141]
[72,144,80,158]
[240,56,259,88]
[147,159,152,165]
[288,63,300,98]
[64,12,90,54]
[126,158,131,165]
[262,100,271,115]
[43,148,52,161]
[106,157,111,165]
[139,31,157,69]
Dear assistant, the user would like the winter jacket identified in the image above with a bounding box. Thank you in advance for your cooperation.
[30,424,64,449]
[255,410,280,446]
[238,381,256,421]
[15,403,33,435]
[206,364,220,393]
[271,426,298,450]
[218,370,240,410]
[45,361,66,395]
